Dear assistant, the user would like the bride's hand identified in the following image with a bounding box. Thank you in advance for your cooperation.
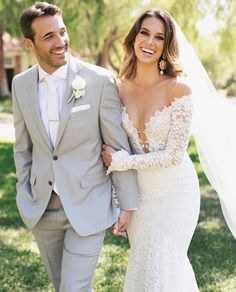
[101,144,115,167]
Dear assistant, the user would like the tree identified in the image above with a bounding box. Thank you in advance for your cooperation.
[61,0,204,73]
[59,0,141,71]
[0,0,32,97]
[1,0,235,95]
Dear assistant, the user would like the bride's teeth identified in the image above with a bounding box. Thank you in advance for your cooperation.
[142,48,154,54]
[53,50,65,54]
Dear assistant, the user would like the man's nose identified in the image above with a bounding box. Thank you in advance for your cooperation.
[56,35,66,46]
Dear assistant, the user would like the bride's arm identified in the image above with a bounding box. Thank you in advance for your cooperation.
[106,96,193,172]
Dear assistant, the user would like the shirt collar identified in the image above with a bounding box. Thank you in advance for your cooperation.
[38,62,68,82]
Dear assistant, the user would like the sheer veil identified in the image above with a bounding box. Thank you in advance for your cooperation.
[175,22,236,239]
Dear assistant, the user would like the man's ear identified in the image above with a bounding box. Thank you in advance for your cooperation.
[23,38,35,52]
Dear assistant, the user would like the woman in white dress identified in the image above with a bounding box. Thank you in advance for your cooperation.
[102,10,200,291]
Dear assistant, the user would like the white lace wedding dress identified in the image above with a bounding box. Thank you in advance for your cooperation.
[109,96,200,292]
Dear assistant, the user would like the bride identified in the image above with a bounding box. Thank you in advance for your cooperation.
[102,9,236,292]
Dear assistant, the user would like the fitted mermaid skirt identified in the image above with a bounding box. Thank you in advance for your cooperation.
[124,155,200,292]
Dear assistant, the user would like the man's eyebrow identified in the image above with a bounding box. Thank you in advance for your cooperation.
[42,31,53,38]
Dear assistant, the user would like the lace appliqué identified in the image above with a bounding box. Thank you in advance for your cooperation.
[108,96,193,172]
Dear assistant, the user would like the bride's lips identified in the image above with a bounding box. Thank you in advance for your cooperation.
[141,47,156,55]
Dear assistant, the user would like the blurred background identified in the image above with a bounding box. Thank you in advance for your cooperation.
[0,1,236,291]
[0,0,236,98]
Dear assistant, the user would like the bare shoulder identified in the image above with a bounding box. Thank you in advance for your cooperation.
[115,79,130,102]
[169,77,192,101]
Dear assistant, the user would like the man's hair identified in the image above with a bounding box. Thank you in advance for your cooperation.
[20,1,61,41]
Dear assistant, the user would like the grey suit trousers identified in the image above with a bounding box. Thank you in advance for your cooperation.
[32,193,105,292]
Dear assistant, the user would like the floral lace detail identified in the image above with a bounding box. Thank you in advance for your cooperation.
[108,95,193,172]
[122,107,143,154]
[115,95,200,291]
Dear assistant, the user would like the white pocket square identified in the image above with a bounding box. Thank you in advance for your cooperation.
[71,104,91,113]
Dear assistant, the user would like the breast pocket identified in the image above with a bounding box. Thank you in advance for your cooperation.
[70,105,92,120]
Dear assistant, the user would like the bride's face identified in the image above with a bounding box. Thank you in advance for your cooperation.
[134,17,165,66]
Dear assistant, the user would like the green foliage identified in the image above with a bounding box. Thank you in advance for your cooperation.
[0,95,12,113]
[223,73,236,97]
[0,0,33,35]
[0,140,235,291]
[1,0,236,94]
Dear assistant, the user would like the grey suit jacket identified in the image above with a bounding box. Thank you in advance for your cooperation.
[12,54,138,236]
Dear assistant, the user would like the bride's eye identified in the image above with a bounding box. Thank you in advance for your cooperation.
[155,35,165,41]
[140,30,149,36]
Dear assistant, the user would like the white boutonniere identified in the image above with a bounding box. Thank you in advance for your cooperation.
[67,76,86,103]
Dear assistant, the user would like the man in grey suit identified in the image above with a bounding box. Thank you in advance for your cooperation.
[12,2,138,291]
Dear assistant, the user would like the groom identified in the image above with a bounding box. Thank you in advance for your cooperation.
[12,2,138,291]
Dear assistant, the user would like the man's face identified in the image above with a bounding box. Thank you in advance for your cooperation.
[25,14,69,73]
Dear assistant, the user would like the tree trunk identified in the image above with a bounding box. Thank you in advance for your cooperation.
[0,29,10,97]
[96,28,117,68]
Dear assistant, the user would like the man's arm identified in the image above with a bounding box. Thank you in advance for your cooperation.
[99,73,139,210]
[12,78,33,197]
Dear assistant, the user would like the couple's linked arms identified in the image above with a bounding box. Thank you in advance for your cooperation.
[101,96,193,172]
[99,73,139,235]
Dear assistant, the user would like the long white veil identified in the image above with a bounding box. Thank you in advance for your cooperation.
[175,23,236,239]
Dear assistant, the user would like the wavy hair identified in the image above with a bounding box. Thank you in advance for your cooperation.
[119,9,184,79]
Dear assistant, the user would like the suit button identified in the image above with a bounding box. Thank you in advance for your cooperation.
[48,181,53,186]
[53,155,58,160]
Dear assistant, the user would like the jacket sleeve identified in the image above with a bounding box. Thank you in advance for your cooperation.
[99,74,139,210]
[12,78,33,197]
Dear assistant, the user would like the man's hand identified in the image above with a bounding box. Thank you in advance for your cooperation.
[118,210,134,233]
[101,144,115,167]
[108,221,127,237]
[108,210,135,237]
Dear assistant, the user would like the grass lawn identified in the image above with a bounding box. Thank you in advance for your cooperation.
[0,139,235,291]
[0,96,13,114]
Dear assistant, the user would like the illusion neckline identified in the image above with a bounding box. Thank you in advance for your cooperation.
[122,95,191,152]
[122,95,190,133]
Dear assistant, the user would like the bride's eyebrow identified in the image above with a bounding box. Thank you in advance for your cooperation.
[140,27,165,36]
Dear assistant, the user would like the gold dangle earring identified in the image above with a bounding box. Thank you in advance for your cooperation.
[159,56,167,75]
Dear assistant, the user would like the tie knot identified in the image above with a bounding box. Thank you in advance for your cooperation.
[44,74,57,85]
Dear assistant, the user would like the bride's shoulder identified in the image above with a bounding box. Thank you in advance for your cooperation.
[116,78,129,89]
[115,78,130,101]
[168,77,192,102]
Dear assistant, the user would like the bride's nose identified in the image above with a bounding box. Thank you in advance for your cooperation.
[147,35,155,44]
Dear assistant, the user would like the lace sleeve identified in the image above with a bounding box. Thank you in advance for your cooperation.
[108,96,193,172]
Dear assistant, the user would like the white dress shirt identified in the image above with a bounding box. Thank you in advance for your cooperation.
[38,63,68,195]
[38,63,68,137]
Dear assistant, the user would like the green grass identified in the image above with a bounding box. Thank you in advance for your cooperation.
[0,96,13,114]
[0,140,235,291]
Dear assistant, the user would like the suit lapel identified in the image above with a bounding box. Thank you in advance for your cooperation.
[55,55,82,148]
[29,66,52,149]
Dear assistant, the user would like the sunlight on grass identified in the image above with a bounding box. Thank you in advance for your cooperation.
[201,274,236,292]
[93,235,129,291]
[0,140,235,291]
[198,220,223,230]
[0,228,39,253]
[0,96,12,113]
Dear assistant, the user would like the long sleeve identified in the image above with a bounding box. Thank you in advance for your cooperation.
[108,96,193,172]
[99,73,138,210]
[12,79,33,193]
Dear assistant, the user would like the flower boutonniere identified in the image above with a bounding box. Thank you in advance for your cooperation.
[67,76,86,103]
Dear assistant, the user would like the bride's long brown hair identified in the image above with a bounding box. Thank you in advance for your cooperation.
[119,9,184,80]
